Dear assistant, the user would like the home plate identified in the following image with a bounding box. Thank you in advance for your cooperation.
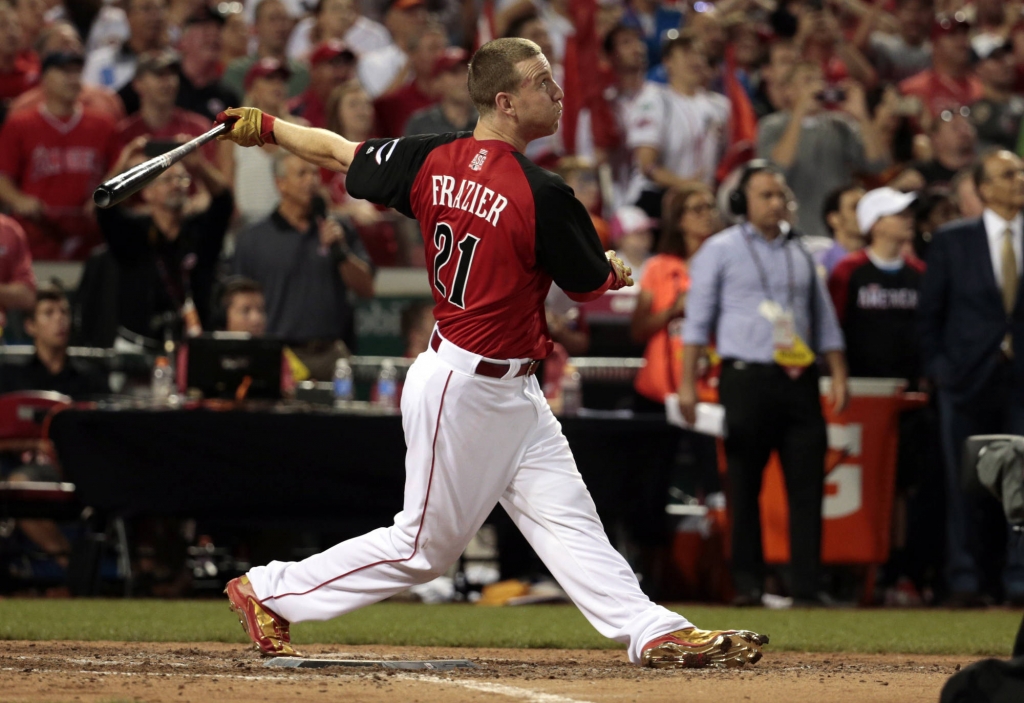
[264,657,477,670]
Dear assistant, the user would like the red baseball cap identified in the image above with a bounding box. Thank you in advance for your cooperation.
[386,0,426,11]
[932,13,970,41]
[310,39,356,66]
[432,47,469,77]
[244,57,292,90]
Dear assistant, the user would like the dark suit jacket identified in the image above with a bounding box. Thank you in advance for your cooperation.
[919,217,1024,403]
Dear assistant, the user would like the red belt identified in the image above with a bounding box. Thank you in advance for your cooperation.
[430,331,540,379]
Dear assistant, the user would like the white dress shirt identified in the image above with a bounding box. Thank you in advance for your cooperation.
[983,208,1024,289]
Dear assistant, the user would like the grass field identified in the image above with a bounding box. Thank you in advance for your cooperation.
[0,600,1019,656]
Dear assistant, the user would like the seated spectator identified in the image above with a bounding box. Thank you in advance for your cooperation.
[96,138,232,344]
[176,277,303,394]
[899,14,982,117]
[951,167,985,218]
[234,153,375,379]
[0,0,38,107]
[115,50,213,160]
[0,51,118,261]
[8,22,126,122]
[624,33,729,220]
[357,0,428,99]
[0,288,109,571]
[373,22,447,138]
[289,40,357,129]
[219,59,307,232]
[829,187,924,381]
[0,215,36,327]
[911,107,977,187]
[287,0,390,62]
[817,184,866,276]
[757,61,890,238]
[970,40,1023,152]
[631,183,717,409]
[609,205,654,280]
[176,9,240,120]
[82,0,169,96]
[222,0,309,100]
[855,0,933,84]
[405,47,476,136]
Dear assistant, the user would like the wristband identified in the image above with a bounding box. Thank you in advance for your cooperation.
[261,113,277,145]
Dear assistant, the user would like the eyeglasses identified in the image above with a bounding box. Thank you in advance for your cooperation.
[939,106,971,122]
[684,202,717,215]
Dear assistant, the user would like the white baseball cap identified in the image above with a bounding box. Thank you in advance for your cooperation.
[856,187,918,235]
[611,205,657,242]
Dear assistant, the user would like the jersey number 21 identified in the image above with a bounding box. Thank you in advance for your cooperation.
[432,223,480,309]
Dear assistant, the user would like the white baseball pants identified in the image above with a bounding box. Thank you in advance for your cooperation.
[246,329,691,664]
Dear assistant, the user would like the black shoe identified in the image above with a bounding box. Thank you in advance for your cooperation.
[791,591,843,608]
[730,591,762,607]
[944,591,995,609]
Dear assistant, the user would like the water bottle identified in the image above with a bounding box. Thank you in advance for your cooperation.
[151,356,174,402]
[374,359,398,411]
[332,357,354,407]
[560,363,582,417]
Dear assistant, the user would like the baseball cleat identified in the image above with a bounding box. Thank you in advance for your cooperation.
[225,575,301,657]
[640,627,768,669]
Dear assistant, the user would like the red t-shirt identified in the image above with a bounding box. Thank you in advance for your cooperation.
[0,105,119,260]
[115,107,215,161]
[0,214,37,327]
[899,69,983,117]
[346,134,612,360]
[0,51,40,102]
[373,82,435,139]
[289,89,328,129]
[9,85,126,122]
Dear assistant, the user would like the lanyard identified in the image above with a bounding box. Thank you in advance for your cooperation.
[743,226,795,310]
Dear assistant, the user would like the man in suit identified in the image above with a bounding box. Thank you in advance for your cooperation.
[919,148,1024,605]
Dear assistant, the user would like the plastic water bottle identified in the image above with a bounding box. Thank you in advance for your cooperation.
[151,356,174,402]
[332,357,354,407]
[560,363,582,417]
[374,359,398,411]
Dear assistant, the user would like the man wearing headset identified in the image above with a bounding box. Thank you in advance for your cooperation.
[678,161,850,607]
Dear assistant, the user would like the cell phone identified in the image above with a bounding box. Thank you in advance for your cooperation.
[143,139,179,159]
[816,86,846,104]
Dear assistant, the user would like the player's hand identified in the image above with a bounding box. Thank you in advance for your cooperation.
[678,383,698,426]
[606,250,633,290]
[216,107,276,147]
[10,194,44,219]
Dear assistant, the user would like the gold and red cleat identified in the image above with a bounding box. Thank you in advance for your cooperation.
[640,627,768,669]
[225,575,300,657]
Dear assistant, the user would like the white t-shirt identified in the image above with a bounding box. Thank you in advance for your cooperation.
[287,14,392,61]
[357,43,408,98]
[624,82,730,205]
[82,44,136,91]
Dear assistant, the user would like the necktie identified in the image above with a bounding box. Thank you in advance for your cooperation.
[1002,227,1017,358]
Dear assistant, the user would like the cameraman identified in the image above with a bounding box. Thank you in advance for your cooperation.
[757,62,890,239]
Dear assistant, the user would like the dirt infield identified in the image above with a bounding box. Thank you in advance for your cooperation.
[0,640,976,702]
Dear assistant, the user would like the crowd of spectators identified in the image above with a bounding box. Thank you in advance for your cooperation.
[2,0,1024,606]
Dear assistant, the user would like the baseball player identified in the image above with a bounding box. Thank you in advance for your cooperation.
[219,37,768,669]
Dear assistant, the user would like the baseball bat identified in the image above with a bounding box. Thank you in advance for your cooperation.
[92,122,231,209]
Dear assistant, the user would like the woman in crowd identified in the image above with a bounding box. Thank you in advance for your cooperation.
[630,183,719,412]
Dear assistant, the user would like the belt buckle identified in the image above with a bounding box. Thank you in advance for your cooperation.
[522,360,539,376]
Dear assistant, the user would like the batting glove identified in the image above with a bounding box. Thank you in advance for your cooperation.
[215,107,278,147]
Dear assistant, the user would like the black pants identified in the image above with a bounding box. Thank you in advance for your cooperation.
[719,361,827,599]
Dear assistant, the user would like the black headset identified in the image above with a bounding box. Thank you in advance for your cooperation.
[728,159,778,217]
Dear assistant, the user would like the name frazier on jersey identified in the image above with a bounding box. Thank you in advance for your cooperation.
[430,175,509,227]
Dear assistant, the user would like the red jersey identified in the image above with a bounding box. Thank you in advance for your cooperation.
[0,214,36,327]
[899,69,983,117]
[10,85,126,121]
[0,105,118,260]
[0,51,40,102]
[289,89,328,129]
[115,107,215,161]
[347,133,612,360]
[373,82,435,139]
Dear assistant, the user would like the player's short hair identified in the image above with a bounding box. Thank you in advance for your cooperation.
[28,288,68,321]
[468,37,542,116]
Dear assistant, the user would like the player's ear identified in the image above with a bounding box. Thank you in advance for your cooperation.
[494,91,515,118]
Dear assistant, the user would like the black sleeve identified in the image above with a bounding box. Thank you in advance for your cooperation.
[194,189,234,264]
[345,133,467,218]
[513,154,611,293]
